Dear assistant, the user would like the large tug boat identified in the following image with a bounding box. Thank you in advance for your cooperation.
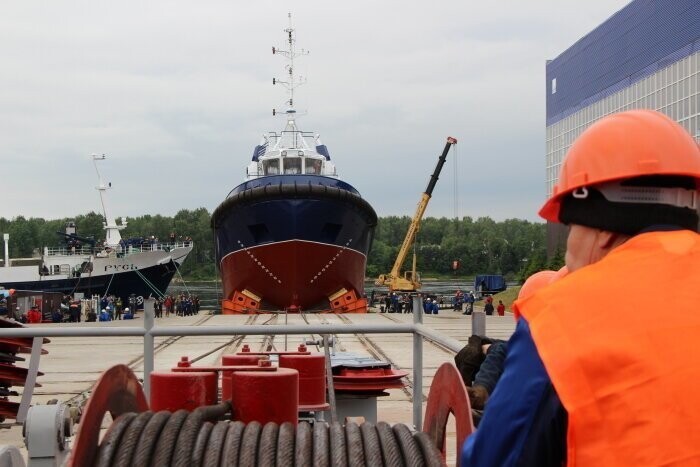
[212,18,377,313]
[0,155,193,305]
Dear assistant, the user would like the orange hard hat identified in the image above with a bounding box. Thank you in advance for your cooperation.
[540,110,700,222]
[518,270,556,300]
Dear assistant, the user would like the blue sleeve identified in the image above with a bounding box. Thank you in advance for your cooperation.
[473,341,508,394]
[461,319,567,467]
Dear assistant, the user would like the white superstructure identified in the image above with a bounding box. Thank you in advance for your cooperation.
[245,14,337,180]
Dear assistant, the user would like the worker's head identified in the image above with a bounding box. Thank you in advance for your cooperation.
[540,110,700,272]
[125,308,129,312]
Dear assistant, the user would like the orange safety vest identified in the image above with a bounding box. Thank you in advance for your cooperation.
[514,230,700,466]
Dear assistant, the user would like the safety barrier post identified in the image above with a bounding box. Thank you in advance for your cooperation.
[413,294,423,430]
[143,298,155,402]
[16,337,43,423]
[471,309,486,337]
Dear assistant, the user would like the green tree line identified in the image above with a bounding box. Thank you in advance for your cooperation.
[0,209,562,281]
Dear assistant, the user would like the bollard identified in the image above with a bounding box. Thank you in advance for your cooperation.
[150,371,218,412]
[231,367,299,425]
[471,310,486,337]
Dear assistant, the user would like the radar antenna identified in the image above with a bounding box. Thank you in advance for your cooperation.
[92,154,126,247]
[272,13,308,115]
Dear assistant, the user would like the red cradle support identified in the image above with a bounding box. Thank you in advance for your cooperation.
[67,364,149,467]
[423,362,474,467]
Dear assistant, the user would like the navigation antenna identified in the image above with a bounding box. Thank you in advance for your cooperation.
[92,154,126,247]
[272,13,308,115]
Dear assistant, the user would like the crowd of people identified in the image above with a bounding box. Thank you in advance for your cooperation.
[0,293,203,324]
[155,294,201,318]
[371,290,509,317]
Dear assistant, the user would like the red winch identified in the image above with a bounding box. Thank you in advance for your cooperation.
[65,360,472,466]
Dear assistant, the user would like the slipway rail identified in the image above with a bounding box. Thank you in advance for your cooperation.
[1,296,466,431]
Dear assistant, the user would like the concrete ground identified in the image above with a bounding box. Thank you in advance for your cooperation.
[0,306,516,465]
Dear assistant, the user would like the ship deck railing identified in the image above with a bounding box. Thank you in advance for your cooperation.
[2,296,455,431]
[44,241,193,257]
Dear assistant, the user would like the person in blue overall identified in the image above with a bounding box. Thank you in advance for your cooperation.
[463,292,475,315]
[98,309,111,322]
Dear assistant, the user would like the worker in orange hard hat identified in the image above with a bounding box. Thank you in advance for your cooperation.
[463,110,700,466]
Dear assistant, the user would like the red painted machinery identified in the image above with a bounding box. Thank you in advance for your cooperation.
[0,318,49,421]
[67,361,470,466]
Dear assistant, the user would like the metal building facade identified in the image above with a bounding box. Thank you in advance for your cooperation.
[545,0,700,251]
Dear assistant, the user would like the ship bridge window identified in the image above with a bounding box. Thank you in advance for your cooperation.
[283,157,301,174]
[305,159,323,175]
[263,159,280,175]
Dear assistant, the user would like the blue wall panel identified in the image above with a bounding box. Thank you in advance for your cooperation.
[546,0,700,126]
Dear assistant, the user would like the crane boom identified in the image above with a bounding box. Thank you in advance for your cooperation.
[375,136,457,291]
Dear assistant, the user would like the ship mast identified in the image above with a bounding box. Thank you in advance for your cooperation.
[272,13,308,115]
[92,154,126,247]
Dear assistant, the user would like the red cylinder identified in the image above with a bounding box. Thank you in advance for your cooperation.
[230,368,298,425]
[150,371,217,412]
[220,354,264,401]
[279,353,328,411]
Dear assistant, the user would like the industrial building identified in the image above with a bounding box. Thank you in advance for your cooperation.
[545,0,700,250]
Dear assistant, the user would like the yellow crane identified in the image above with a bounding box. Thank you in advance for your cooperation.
[375,136,458,292]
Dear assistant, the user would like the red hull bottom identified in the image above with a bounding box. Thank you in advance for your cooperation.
[219,240,367,313]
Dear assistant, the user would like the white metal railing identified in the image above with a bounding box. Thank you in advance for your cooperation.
[45,246,93,256]
[44,241,193,257]
[0,296,462,431]
[120,241,193,254]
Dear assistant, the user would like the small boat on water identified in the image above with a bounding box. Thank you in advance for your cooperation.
[0,155,193,306]
[212,18,377,313]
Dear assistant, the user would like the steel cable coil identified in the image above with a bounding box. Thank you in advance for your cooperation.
[376,421,406,467]
[295,420,313,466]
[276,422,295,466]
[113,411,153,466]
[92,406,445,466]
[96,412,137,467]
[239,421,263,466]
[132,410,171,466]
[313,420,330,467]
[329,421,347,467]
[192,421,214,466]
[258,421,279,467]
[345,422,366,467]
[221,421,246,466]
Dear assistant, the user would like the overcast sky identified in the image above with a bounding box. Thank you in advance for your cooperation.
[0,1,631,222]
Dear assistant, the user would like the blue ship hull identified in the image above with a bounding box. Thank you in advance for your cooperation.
[212,175,377,310]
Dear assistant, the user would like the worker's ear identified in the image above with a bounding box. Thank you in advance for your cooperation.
[596,230,629,251]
